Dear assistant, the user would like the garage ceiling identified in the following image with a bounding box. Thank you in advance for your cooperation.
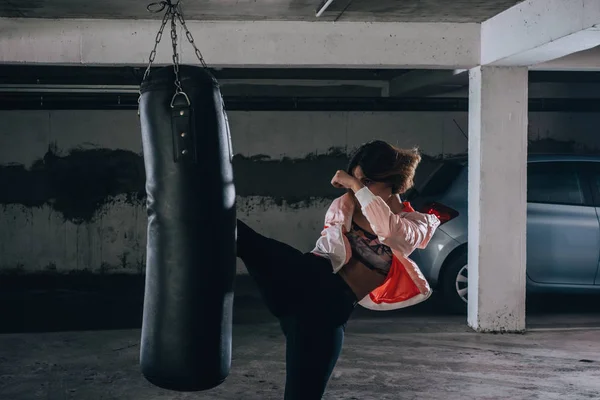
[0,0,524,22]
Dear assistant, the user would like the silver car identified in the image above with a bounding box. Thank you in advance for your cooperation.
[407,154,600,313]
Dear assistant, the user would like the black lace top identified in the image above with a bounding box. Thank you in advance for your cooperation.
[345,221,393,276]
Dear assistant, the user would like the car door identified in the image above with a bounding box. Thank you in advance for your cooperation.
[526,161,600,285]
[579,161,600,285]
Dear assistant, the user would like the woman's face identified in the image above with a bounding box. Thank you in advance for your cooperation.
[352,166,393,199]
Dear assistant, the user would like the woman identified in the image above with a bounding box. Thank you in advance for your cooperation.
[236,140,440,399]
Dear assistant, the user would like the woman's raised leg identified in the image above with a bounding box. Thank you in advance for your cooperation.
[237,219,308,317]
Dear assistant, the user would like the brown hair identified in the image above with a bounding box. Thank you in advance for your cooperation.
[347,140,421,194]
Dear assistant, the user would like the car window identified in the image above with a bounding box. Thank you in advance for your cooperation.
[407,159,464,200]
[527,162,584,205]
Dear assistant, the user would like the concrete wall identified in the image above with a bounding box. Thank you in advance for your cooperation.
[1,110,599,275]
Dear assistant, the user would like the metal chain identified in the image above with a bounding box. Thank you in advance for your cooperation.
[137,8,170,114]
[170,10,183,95]
[175,10,218,85]
[142,9,170,83]
[138,0,219,114]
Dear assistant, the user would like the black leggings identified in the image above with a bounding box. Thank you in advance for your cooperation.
[236,220,357,400]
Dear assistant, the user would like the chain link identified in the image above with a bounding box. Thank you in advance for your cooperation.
[176,11,218,85]
[142,10,170,82]
[138,0,219,113]
[138,6,170,114]
[170,10,183,95]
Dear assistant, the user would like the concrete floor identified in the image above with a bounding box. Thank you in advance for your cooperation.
[1,275,600,399]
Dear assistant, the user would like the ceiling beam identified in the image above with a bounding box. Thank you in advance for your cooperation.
[481,0,600,67]
[0,18,480,69]
[532,45,600,71]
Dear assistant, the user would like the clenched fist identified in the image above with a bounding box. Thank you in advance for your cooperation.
[331,170,362,192]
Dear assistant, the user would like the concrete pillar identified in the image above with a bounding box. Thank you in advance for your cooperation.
[467,66,528,333]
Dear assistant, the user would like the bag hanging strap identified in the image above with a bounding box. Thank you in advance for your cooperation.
[170,92,196,163]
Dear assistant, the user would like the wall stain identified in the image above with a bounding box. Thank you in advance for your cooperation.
[45,262,57,272]
[0,146,357,223]
[119,252,129,270]
[5,140,587,225]
[0,145,146,224]
[233,147,351,205]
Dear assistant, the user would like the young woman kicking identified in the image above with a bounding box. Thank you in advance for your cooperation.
[236,140,440,399]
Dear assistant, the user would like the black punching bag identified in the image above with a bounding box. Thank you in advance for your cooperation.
[138,65,236,391]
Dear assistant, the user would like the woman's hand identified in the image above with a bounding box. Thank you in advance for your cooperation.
[331,170,363,192]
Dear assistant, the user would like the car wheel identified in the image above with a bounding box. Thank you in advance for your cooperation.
[441,250,468,314]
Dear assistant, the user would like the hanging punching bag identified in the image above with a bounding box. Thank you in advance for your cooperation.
[138,65,236,392]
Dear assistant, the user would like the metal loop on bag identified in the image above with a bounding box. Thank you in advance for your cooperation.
[139,0,218,115]
[170,91,191,108]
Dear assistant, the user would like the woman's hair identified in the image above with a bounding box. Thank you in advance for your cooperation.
[347,140,421,194]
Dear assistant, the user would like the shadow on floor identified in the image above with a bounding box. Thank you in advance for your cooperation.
[1,273,599,333]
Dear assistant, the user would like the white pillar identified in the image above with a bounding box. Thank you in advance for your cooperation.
[467,66,528,333]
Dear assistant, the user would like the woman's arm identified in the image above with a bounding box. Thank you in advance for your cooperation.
[329,169,439,255]
[322,196,346,228]
[353,186,440,255]
[313,196,353,268]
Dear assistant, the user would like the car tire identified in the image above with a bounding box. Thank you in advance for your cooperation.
[441,250,468,314]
